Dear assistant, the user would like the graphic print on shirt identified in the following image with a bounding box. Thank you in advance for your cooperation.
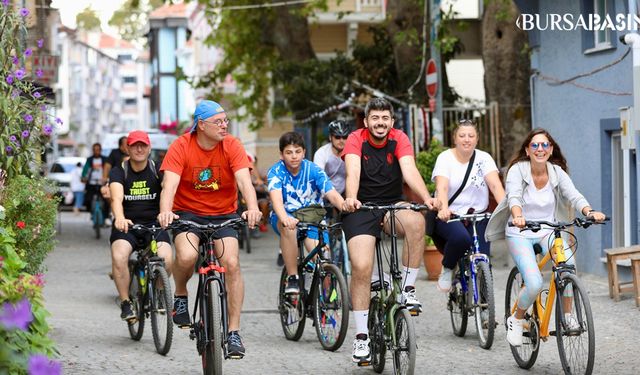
[469,160,488,189]
[126,179,156,201]
[193,166,222,191]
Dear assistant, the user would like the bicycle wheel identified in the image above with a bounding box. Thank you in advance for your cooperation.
[150,266,173,355]
[448,269,467,337]
[505,266,540,369]
[278,267,305,340]
[555,273,595,375]
[202,280,223,375]
[392,308,416,375]
[312,263,349,351]
[474,261,495,349]
[368,296,386,373]
[127,268,145,340]
[92,199,103,240]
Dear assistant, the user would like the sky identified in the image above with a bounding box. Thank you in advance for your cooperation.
[51,0,127,36]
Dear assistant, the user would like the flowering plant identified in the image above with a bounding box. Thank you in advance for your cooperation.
[0,4,58,179]
[159,120,178,134]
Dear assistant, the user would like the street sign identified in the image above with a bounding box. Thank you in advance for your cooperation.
[426,59,437,98]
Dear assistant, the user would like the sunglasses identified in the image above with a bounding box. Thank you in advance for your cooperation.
[458,119,475,125]
[333,135,348,140]
[529,142,551,150]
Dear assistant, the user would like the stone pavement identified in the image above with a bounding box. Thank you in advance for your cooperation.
[44,212,640,374]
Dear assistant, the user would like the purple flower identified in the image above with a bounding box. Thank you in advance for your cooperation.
[5,146,13,154]
[11,90,21,99]
[0,298,33,330]
[37,39,44,48]
[33,91,41,98]
[9,135,17,143]
[11,55,19,65]
[2,0,9,7]
[55,117,63,125]
[24,48,33,57]
[14,69,25,80]
[40,105,47,112]
[43,125,53,135]
[6,74,14,85]
[19,8,29,17]
[22,130,30,138]
[24,114,33,123]
[36,69,43,78]
[28,354,62,375]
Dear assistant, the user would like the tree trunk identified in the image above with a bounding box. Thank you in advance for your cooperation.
[482,1,531,166]
[269,1,316,61]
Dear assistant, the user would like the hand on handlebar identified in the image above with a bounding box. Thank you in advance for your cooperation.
[426,197,440,211]
[511,215,526,229]
[157,211,179,229]
[342,197,361,212]
[114,217,134,233]
[241,209,262,229]
[586,211,606,223]
[280,215,299,231]
[438,208,453,222]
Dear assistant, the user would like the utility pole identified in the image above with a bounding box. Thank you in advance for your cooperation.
[429,0,443,142]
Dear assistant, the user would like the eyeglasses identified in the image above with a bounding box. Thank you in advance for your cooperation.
[333,135,348,140]
[202,118,229,127]
[529,142,551,150]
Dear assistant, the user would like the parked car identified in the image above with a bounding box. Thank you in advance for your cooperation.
[48,156,86,207]
[101,130,177,165]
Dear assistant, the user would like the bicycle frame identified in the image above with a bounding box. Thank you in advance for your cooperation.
[130,226,168,301]
[295,222,339,301]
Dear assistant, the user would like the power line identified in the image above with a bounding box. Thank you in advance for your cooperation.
[217,0,314,11]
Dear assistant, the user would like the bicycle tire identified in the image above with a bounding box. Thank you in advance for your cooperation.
[555,273,595,375]
[127,268,145,340]
[474,261,495,349]
[368,296,386,373]
[278,267,305,340]
[312,263,349,351]
[392,308,416,375]
[448,268,467,337]
[150,266,173,355]
[202,280,223,375]
[505,266,539,369]
[245,226,251,254]
[92,199,103,240]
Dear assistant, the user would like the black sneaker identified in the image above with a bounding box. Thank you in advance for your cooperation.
[120,299,136,321]
[172,295,190,327]
[227,331,245,359]
[276,253,284,267]
[285,275,300,295]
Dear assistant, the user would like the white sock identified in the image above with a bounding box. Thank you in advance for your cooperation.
[401,267,420,290]
[354,310,369,336]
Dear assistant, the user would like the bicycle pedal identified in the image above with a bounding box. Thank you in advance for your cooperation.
[409,309,421,316]
[178,323,191,330]
[126,318,138,325]
[227,354,245,360]
[357,361,371,367]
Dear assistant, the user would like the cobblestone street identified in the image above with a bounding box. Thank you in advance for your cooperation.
[44,212,640,374]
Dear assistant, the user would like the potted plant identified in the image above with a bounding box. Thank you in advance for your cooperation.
[415,139,445,280]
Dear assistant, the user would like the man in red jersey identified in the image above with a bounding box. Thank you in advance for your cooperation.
[158,100,262,359]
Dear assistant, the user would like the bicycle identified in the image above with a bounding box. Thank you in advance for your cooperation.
[446,212,495,349]
[278,220,350,351]
[170,217,246,375]
[505,217,608,375]
[126,224,174,355]
[236,198,251,254]
[359,203,429,375]
[90,192,105,239]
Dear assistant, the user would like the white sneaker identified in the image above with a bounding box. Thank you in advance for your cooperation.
[437,267,453,292]
[506,315,524,347]
[401,287,423,313]
[352,335,371,363]
[564,313,580,331]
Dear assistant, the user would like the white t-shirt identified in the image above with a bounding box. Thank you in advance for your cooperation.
[505,180,555,238]
[313,143,345,195]
[431,149,498,215]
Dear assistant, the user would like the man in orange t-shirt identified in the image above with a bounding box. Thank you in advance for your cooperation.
[158,100,262,359]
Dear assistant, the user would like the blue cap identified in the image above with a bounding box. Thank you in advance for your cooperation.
[191,100,225,133]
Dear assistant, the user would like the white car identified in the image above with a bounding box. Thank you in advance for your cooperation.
[48,156,86,206]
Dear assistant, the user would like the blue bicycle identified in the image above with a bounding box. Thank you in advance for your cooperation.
[446,212,495,349]
[90,193,105,239]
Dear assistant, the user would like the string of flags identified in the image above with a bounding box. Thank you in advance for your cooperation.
[297,93,356,125]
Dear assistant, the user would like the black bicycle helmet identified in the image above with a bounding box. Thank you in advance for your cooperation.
[328,120,350,137]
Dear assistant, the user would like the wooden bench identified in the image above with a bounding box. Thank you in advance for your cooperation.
[605,245,640,301]
[630,254,640,308]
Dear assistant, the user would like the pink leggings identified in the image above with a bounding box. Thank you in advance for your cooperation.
[506,235,574,310]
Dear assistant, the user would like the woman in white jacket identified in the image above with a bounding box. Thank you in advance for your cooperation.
[484,128,605,347]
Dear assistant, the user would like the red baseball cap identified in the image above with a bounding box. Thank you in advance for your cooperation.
[127,130,151,146]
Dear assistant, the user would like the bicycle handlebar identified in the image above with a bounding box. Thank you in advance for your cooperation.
[296,221,342,231]
[359,203,431,212]
[507,217,610,232]
[130,224,164,233]
[170,218,246,232]
[447,212,492,223]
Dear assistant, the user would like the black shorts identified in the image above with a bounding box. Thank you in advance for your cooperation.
[110,221,171,249]
[342,209,387,242]
[172,211,240,241]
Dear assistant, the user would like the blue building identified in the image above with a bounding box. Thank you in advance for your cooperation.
[514,0,639,276]
[148,2,192,129]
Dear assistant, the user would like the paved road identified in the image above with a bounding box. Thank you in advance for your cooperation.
[44,212,640,374]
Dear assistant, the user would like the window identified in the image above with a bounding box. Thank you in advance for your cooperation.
[581,0,616,53]
[124,98,137,106]
[123,76,137,84]
[594,0,610,47]
[118,54,132,62]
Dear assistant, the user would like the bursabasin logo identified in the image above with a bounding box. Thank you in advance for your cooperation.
[516,13,640,31]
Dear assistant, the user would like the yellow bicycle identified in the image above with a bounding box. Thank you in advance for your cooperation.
[505,217,607,375]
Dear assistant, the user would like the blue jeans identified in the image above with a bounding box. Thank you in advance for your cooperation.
[434,218,489,269]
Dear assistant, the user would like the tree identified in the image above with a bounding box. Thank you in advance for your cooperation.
[108,0,164,43]
[76,6,101,32]
[482,0,531,165]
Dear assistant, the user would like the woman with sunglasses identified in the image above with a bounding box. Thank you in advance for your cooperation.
[485,128,606,347]
[432,119,505,292]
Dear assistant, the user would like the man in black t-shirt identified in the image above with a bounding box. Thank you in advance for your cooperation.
[108,130,172,322]
[341,98,439,364]
[104,136,129,182]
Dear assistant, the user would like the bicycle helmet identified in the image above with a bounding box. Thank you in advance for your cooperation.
[328,120,350,137]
